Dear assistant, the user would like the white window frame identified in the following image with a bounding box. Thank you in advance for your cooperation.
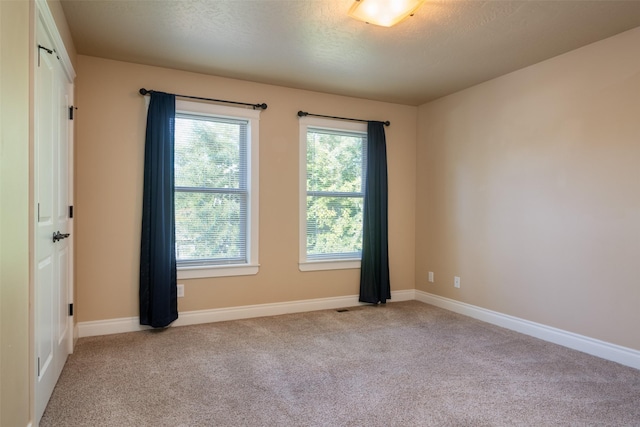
[175,100,260,279]
[298,116,367,272]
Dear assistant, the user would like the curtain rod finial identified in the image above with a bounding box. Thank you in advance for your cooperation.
[139,88,150,96]
[384,121,390,126]
[297,111,308,117]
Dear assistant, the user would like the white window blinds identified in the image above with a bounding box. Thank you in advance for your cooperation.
[174,114,249,265]
[305,127,367,260]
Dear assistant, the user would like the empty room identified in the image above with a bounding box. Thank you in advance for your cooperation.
[1,0,640,426]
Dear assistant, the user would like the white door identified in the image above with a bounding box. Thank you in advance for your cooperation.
[34,17,73,423]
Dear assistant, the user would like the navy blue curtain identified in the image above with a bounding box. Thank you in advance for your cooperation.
[359,121,391,304]
[140,92,178,327]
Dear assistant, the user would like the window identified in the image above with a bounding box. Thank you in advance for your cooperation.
[299,117,367,271]
[174,100,259,279]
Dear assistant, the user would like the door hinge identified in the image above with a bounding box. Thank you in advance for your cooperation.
[69,106,75,120]
[69,205,74,218]
[69,303,74,316]
[37,357,41,377]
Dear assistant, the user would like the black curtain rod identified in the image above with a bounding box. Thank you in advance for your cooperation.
[139,88,267,110]
[297,111,389,126]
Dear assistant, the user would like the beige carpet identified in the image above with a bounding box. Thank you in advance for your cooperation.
[41,301,640,426]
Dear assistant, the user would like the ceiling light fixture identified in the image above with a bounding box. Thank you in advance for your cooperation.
[348,0,425,27]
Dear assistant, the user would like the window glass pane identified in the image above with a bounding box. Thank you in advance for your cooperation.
[175,191,247,263]
[175,115,247,189]
[175,111,249,265]
[300,120,367,271]
[307,128,365,193]
[306,195,363,259]
[304,125,366,261]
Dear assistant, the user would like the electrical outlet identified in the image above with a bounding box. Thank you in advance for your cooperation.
[177,284,185,298]
[428,272,434,283]
[454,276,460,288]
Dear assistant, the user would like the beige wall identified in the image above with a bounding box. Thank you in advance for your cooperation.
[416,27,640,351]
[0,1,32,426]
[75,56,416,322]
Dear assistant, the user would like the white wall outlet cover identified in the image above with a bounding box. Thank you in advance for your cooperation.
[177,284,185,298]
[428,272,434,283]
[454,276,461,288]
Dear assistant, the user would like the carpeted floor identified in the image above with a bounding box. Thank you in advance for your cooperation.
[41,301,640,426]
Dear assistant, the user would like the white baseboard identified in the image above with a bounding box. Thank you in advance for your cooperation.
[415,290,640,370]
[78,289,416,338]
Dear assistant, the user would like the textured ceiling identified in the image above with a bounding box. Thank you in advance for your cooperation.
[60,0,640,105]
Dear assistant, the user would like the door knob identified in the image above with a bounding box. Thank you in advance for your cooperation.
[53,231,70,242]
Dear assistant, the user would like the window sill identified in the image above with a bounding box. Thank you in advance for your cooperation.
[299,259,361,272]
[177,264,259,279]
